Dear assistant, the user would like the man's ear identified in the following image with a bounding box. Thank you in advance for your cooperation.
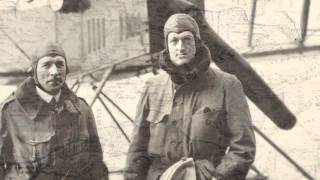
[195,37,203,48]
[26,67,33,76]
[160,49,171,61]
[195,40,204,58]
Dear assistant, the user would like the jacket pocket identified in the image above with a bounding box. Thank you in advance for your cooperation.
[16,133,54,166]
[190,108,224,145]
[146,110,169,156]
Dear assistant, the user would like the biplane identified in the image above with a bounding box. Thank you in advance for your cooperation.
[0,0,318,179]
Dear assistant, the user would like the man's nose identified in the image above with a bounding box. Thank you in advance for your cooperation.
[49,65,59,75]
[176,40,186,51]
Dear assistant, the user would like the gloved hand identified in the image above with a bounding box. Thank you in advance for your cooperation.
[195,159,215,180]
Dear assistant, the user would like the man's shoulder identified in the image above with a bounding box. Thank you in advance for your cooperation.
[77,96,89,106]
[73,96,92,111]
[145,70,170,87]
[62,89,92,112]
[0,92,17,111]
[67,96,93,117]
[209,67,240,84]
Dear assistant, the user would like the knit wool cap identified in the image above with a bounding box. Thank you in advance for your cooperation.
[164,13,201,48]
[30,41,69,84]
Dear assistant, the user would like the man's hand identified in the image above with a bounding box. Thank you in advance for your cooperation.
[195,159,215,180]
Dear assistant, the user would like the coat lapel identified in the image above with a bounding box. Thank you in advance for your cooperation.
[14,77,80,120]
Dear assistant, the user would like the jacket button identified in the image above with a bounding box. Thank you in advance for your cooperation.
[135,159,142,164]
[205,119,211,125]
[173,101,177,106]
[163,115,169,122]
[170,140,176,145]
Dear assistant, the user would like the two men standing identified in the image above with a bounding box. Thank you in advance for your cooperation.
[0,12,255,180]
[124,13,256,180]
[0,42,108,179]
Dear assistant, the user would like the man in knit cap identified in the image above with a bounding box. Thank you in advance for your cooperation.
[0,41,109,180]
[124,13,255,180]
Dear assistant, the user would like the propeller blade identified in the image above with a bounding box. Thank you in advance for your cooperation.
[147,0,296,129]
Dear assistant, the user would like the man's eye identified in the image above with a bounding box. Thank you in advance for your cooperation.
[170,39,178,44]
[42,64,50,68]
[56,62,65,68]
[183,37,193,42]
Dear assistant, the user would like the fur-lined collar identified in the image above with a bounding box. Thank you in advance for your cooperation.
[13,77,80,120]
[159,42,211,84]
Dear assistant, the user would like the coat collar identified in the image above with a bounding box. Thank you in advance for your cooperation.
[14,77,80,120]
[36,86,61,103]
[150,68,216,116]
[159,42,212,84]
[170,68,216,93]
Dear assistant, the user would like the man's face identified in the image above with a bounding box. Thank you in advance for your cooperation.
[167,31,196,66]
[36,55,67,95]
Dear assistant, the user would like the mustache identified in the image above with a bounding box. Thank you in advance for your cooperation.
[47,77,63,83]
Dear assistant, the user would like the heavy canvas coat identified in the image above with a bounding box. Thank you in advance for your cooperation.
[0,77,108,180]
[125,68,256,180]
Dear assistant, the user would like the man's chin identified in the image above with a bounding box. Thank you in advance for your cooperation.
[172,59,191,66]
[46,89,61,95]
[44,84,63,94]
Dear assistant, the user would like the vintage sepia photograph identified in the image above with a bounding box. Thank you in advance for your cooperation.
[0,0,319,179]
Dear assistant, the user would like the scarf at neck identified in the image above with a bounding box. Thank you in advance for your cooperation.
[159,42,212,84]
